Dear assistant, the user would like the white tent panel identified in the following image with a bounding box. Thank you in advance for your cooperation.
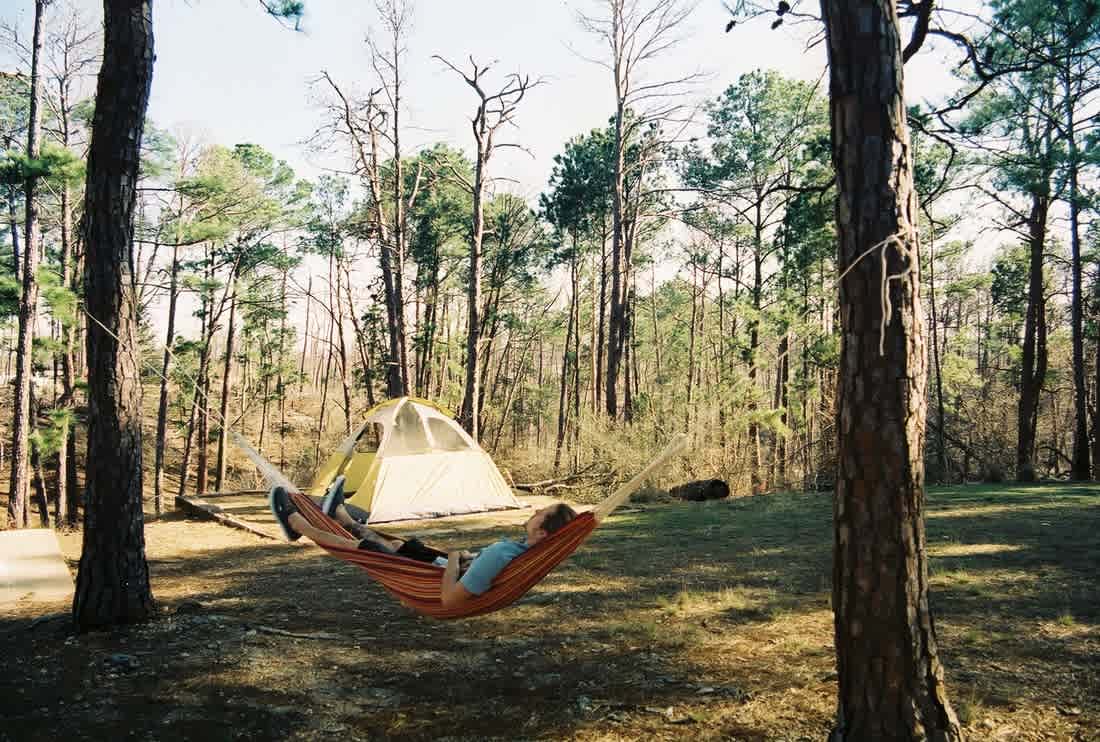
[368,449,520,523]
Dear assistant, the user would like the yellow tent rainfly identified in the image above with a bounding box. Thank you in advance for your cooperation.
[305,397,522,523]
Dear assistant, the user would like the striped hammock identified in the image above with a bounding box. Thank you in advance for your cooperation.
[239,432,688,620]
[288,490,598,619]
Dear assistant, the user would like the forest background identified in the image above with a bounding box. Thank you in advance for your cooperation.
[0,0,1097,529]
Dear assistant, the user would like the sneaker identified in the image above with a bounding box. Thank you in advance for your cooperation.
[268,486,301,542]
[320,475,347,518]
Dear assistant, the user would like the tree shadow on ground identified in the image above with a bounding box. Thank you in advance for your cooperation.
[1,483,1097,740]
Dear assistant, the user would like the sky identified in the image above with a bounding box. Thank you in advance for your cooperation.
[0,0,976,341]
[3,0,962,201]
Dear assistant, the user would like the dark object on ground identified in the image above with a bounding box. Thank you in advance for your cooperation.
[670,479,730,502]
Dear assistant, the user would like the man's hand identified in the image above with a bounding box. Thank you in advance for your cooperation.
[440,550,475,609]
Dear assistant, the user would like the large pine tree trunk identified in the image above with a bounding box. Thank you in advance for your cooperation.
[7,0,47,529]
[821,0,960,738]
[73,0,156,630]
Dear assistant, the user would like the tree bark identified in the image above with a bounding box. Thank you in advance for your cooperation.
[7,0,47,529]
[73,0,156,630]
[821,0,961,738]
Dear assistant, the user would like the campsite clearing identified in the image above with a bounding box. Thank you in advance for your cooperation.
[2,483,1098,741]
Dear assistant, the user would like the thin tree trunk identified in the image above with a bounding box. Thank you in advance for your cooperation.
[334,263,352,435]
[153,239,180,514]
[553,277,575,472]
[607,69,625,420]
[1093,322,1100,479]
[58,89,79,526]
[214,288,237,492]
[929,231,947,484]
[596,226,607,412]
[1017,192,1049,482]
[686,259,698,429]
[7,0,47,529]
[571,259,582,469]
[589,255,597,413]
[748,244,763,493]
[31,447,50,529]
[298,274,311,395]
[1065,76,1090,481]
[460,150,487,440]
[821,0,961,737]
[74,0,156,629]
[5,184,19,284]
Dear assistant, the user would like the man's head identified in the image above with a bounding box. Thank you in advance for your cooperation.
[524,503,578,545]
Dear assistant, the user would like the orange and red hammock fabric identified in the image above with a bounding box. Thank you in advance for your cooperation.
[277,434,687,620]
[289,490,597,619]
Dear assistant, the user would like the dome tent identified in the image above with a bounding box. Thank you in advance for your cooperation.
[307,397,522,523]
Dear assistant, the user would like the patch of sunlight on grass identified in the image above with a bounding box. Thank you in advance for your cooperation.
[547,576,637,594]
[1055,611,1077,627]
[959,627,994,646]
[929,543,1025,558]
[601,614,698,649]
[934,569,974,584]
[657,585,771,617]
[926,501,1095,519]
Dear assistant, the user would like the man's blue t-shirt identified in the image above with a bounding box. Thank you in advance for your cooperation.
[459,539,528,595]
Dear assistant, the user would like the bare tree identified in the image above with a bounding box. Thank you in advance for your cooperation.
[434,55,537,441]
[310,0,420,398]
[577,0,700,421]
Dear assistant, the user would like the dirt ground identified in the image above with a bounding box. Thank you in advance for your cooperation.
[1,484,1098,741]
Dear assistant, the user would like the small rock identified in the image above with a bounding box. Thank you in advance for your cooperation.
[1057,706,1082,716]
[697,686,716,695]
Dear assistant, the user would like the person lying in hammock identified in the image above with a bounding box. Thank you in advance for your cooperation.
[269,485,577,610]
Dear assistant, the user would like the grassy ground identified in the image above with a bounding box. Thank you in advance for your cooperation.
[1,482,1098,741]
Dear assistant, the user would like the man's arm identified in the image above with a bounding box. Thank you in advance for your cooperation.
[440,551,475,609]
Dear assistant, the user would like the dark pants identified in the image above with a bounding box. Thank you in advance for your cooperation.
[357,537,439,564]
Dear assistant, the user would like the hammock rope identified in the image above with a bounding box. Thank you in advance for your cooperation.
[245,434,688,619]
